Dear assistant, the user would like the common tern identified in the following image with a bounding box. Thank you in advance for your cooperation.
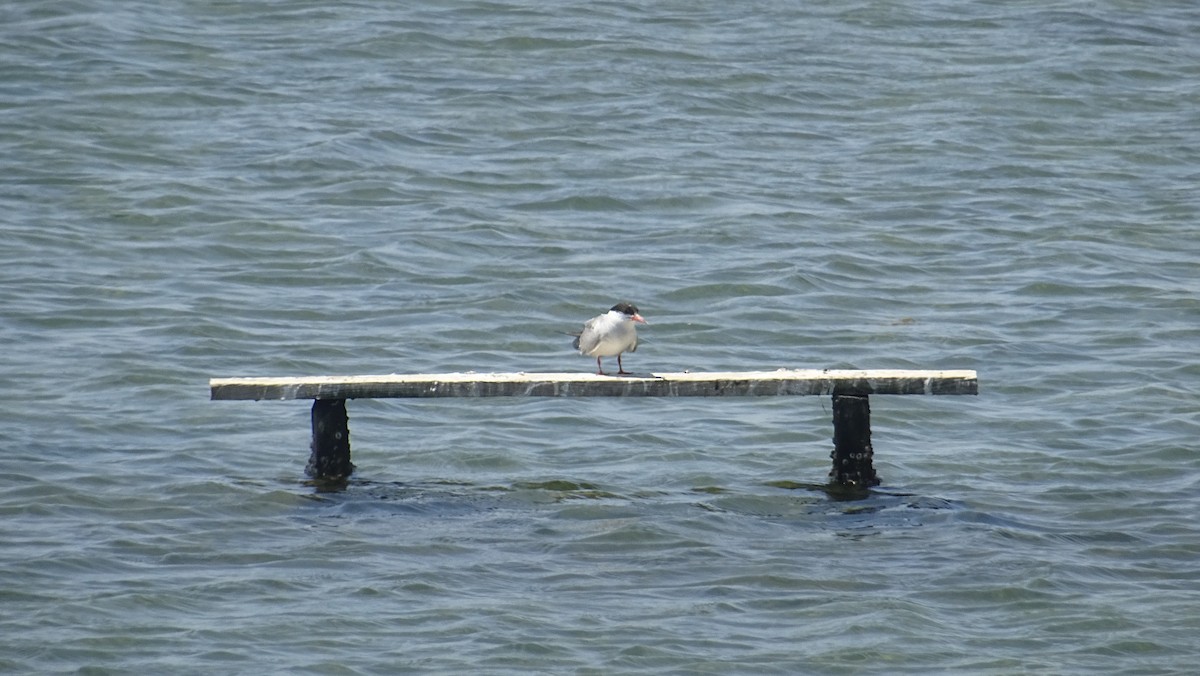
[570,302,647,375]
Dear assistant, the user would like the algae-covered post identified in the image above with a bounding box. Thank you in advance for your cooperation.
[307,399,352,481]
[831,394,877,488]
[209,369,978,488]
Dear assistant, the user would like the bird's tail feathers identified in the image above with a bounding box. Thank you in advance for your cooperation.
[557,330,582,350]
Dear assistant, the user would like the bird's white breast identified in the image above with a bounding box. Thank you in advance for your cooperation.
[580,311,638,357]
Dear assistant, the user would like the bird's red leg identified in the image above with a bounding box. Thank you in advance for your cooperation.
[595,357,605,375]
[617,354,631,375]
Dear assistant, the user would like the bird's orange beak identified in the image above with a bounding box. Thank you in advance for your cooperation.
[632,313,647,324]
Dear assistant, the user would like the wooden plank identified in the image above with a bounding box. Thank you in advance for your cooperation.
[210,369,977,401]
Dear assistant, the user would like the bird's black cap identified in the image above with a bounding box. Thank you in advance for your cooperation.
[610,302,640,316]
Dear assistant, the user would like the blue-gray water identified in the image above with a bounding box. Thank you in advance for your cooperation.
[3,1,1199,673]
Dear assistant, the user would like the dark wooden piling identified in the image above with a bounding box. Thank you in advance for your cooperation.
[306,399,353,480]
[830,394,879,488]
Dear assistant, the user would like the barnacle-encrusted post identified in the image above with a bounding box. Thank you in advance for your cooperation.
[830,394,879,488]
[307,399,353,480]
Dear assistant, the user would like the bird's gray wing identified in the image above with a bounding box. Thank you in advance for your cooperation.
[627,331,637,353]
[574,317,602,354]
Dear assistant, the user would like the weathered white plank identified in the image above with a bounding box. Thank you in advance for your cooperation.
[210,369,977,401]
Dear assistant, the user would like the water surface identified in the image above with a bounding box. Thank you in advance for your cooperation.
[2,1,1199,673]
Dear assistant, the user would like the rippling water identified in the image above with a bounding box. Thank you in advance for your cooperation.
[3,1,1199,673]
